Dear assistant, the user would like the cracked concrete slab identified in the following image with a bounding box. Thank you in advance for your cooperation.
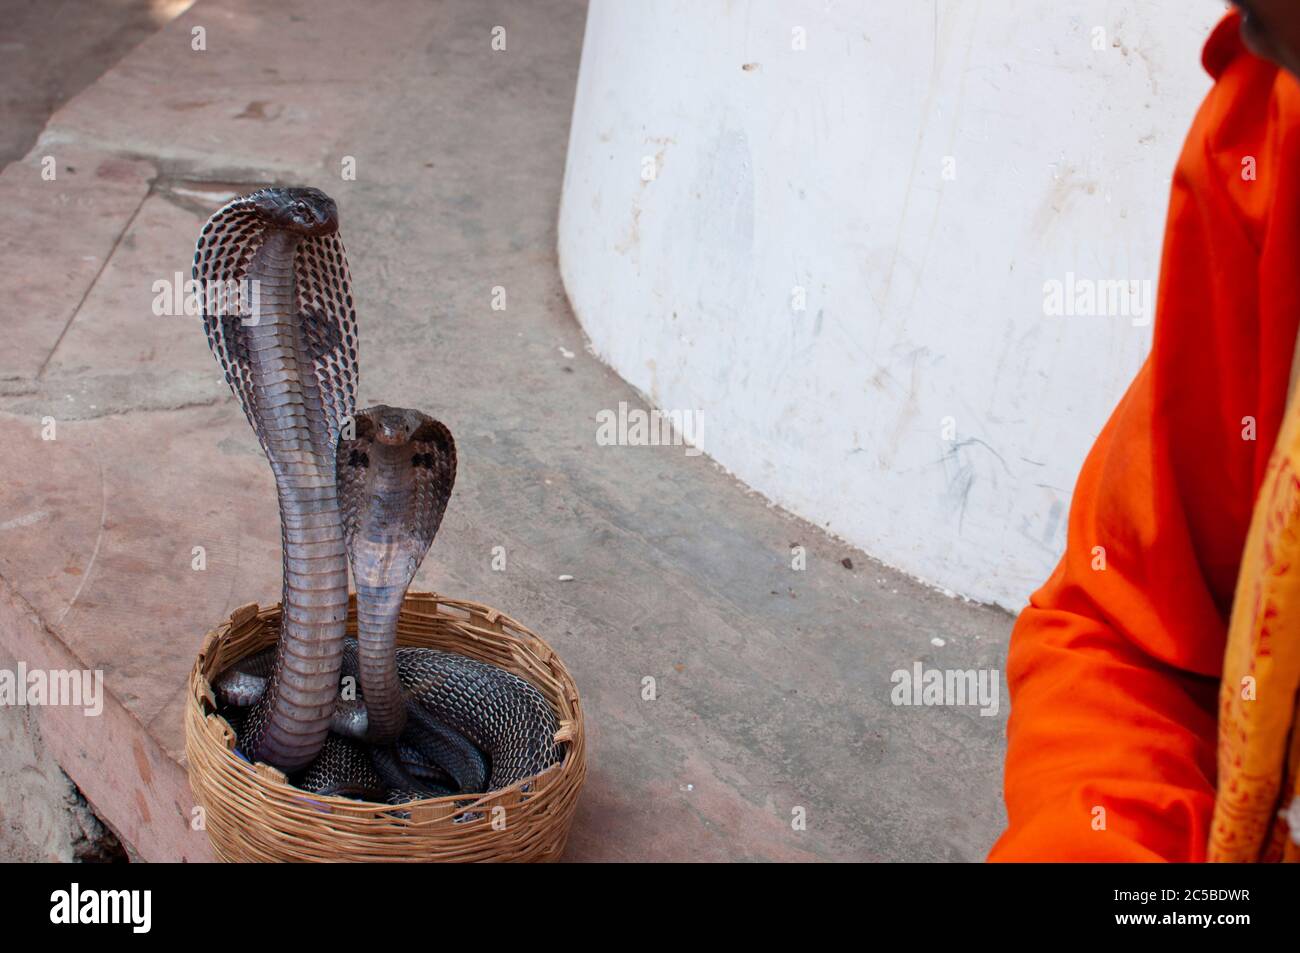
[0,0,1014,862]
[0,149,155,379]
[0,369,226,421]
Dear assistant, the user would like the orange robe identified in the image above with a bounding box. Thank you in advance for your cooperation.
[990,14,1300,862]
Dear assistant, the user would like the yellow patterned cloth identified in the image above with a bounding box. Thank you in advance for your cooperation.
[1210,377,1300,862]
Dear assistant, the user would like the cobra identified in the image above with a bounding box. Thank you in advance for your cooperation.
[331,405,561,795]
[336,405,456,745]
[193,186,357,772]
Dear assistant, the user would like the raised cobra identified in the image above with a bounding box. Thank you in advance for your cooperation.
[194,187,357,772]
[333,405,559,795]
[335,405,457,744]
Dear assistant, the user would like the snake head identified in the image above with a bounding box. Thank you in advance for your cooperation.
[372,405,421,446]
[248,186,338,236]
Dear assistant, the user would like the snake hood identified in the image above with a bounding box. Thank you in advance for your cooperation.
[337,405,456,585]
[336,404,457,743]
[193,185,357,772]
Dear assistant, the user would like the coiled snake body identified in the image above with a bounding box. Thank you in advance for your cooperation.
[197,188,559,800]
[220,637,560,800]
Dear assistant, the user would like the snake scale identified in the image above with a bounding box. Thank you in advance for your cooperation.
[194,187,559,801]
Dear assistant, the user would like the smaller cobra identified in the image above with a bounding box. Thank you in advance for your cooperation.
[337,405,457,745]
[333,405,559,796]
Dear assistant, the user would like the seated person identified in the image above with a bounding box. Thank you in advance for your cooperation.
[993,3,1300,862]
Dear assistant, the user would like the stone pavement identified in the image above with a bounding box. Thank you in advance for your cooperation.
[0,0,1014,861]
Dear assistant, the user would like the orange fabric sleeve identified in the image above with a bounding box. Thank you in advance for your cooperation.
[990,15,1300,862]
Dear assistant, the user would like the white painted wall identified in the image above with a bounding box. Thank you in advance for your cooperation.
[558,1,1225,610]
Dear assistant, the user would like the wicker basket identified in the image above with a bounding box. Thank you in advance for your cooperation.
[184,592,585,862]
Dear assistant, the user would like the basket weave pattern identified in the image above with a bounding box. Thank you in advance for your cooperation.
[184,592,585,862]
